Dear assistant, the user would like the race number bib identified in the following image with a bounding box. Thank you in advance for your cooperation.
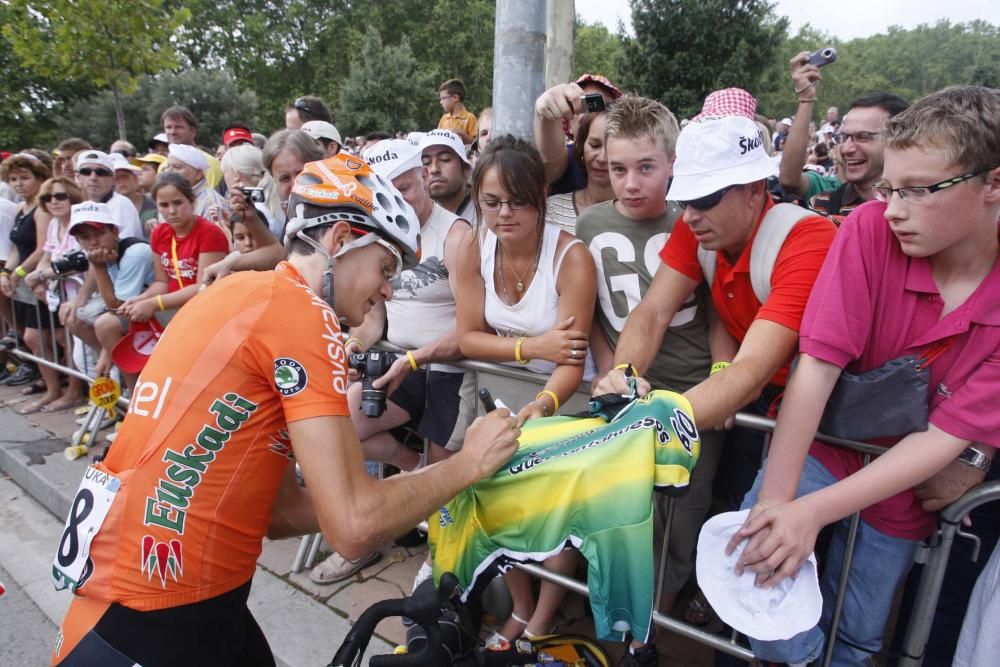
[52,465,120,591]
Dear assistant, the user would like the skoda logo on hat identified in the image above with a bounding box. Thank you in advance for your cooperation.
[274,358,308,396]
[739,130,764,155]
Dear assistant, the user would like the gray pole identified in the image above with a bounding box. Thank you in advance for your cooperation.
[545,0,574,89]
[492,0,547,140]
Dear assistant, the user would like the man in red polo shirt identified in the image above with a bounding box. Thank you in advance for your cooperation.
[593,89,837,514]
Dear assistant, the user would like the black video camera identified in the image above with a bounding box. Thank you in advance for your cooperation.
[348,351,397,417]
[51,250,89,276]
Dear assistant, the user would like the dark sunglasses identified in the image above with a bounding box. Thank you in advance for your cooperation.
[678,184,739,211]
[39,192,71,203]
[78,167,112,177]
[293,97,312,114]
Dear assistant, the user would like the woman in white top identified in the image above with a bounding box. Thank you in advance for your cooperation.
[543,111,614,235]
[454,134,596,643]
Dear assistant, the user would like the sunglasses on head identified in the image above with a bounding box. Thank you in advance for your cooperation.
[678,184,739,211]
[293,98,312,114]
[40,192,70,204]
[78,167,112,177]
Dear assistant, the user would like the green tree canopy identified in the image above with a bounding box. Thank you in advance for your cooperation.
[3,0,189,141]
[574,18,623,84]
[618,0,788,118]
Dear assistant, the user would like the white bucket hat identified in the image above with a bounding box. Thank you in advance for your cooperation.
[418,129,471,165]
[696,510,822,642]
[362,139,422,182]
[667,115,779,202]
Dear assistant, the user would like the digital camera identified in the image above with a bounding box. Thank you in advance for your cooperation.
[240,187,265,203]
[52,250,89,276]
[348,351,397,417]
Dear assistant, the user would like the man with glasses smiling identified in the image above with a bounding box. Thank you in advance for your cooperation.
[74,150,144,240]
[778,52,908,220]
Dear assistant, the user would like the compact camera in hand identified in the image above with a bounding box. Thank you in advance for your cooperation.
[807,46,838,68]
[51,250,89,276]
[580,93,606,113]
[348,351,397,418]
[240,187,266,203]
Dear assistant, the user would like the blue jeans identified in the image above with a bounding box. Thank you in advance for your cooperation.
[740,456,918,666]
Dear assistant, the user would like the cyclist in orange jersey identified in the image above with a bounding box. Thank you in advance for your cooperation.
[51,154,521,667]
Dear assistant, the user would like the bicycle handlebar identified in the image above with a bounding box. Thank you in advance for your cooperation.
[328,572,460,667]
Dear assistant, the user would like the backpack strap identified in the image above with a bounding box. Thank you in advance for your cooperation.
[748,203,814,304]
[116,236,144,261]
[697,246,716,288]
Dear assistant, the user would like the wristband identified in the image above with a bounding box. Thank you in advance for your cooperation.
[405,350,418,371]
[798,98,817,104]
[344,337,361,350]
[14,266,27,278]
[514,336,528,365]
[710,361,731,375]
[613,362,637,377]
[156,295,166,312]
[535,389,560,415]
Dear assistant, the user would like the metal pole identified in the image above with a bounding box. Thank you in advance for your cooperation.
[545,0,574,89]
[654,496,675,609]
[492,0,547,139]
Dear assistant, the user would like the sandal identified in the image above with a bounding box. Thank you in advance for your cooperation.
[22,380,46,396]
[41,396,89,412]
[18,397,57,415]
[682,591,716,627]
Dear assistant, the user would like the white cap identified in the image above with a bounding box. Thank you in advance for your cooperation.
[68,202,119,234]
[418,129,470,165]
[301,120,343,146]
[667,116,779,202]
[362,139,422,182]
[110,153,141,174]
[151,133,169,144]
[74,150,114,172]
[780,117,793,126]
[696,510,822,641]
[406,131,426,148]
[168,143,209,171]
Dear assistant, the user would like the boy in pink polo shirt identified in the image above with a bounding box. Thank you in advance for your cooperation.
[725,85,1000,666]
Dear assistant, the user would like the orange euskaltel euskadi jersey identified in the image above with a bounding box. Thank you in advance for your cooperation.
[74,262,350,610]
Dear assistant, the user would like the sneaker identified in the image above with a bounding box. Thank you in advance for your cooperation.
[619,643,659,666]
[3,363,39,386]
[309,550,381,584]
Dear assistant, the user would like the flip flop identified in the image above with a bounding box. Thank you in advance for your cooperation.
[18,400,52,415]
[41,397,89,413]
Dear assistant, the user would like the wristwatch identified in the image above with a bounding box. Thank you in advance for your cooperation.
[958,447,992,472]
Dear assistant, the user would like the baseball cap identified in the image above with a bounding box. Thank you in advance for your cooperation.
[418,129,470,165]
[780,117,793,126]
[667,115,779,202]
[132,153,167,169]
[68,202,119,234]
[111,318,165,374]
[696,510,822,641]
[148,133,169,149]
[74,149,114,172]
[110,153,141,175]
[406,131,426,148]
[362,139,422,181]
[301,121,343,146]
[222,126,254,147]
[168,143,209,171]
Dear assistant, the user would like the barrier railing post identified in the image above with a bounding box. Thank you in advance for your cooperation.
[654,496,675,611]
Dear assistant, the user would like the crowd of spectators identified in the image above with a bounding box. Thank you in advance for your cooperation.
[4,61,999,667]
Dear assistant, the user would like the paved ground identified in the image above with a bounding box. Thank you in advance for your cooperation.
[0,378,717,666]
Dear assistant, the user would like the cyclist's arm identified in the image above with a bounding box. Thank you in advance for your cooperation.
[275,412,519,559]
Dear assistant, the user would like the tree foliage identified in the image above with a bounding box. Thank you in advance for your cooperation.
[57,70,259,151]
[574,18,623,83]
[336,28,435,135]
[3,0,189,140]
[619,0,788,118]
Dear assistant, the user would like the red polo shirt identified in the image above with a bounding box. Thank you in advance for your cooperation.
[659,198,836,385]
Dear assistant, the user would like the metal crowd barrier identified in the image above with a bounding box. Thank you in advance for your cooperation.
[3,287,993,665]
[364,350,995,665]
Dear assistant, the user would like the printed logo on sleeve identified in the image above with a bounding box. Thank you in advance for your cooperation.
[274,358,308,396]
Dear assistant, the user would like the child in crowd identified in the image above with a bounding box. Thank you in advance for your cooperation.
[728,85,1000,666]
[437,78,478,145]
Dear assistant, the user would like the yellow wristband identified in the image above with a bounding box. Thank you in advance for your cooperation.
[535,390,560,415]
[613,362,636,376]
[344,337,361,350]
[514,336,528,365]
[710,361,731,375]
[156,295,166,311]
[13,266,27,278]
[405,350,418,371]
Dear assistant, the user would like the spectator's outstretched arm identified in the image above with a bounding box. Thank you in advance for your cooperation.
[591,262,697,397]
[779,52,823,197]
[683,318,797,431]
[202,244,287,287]
[534,83,583,184]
